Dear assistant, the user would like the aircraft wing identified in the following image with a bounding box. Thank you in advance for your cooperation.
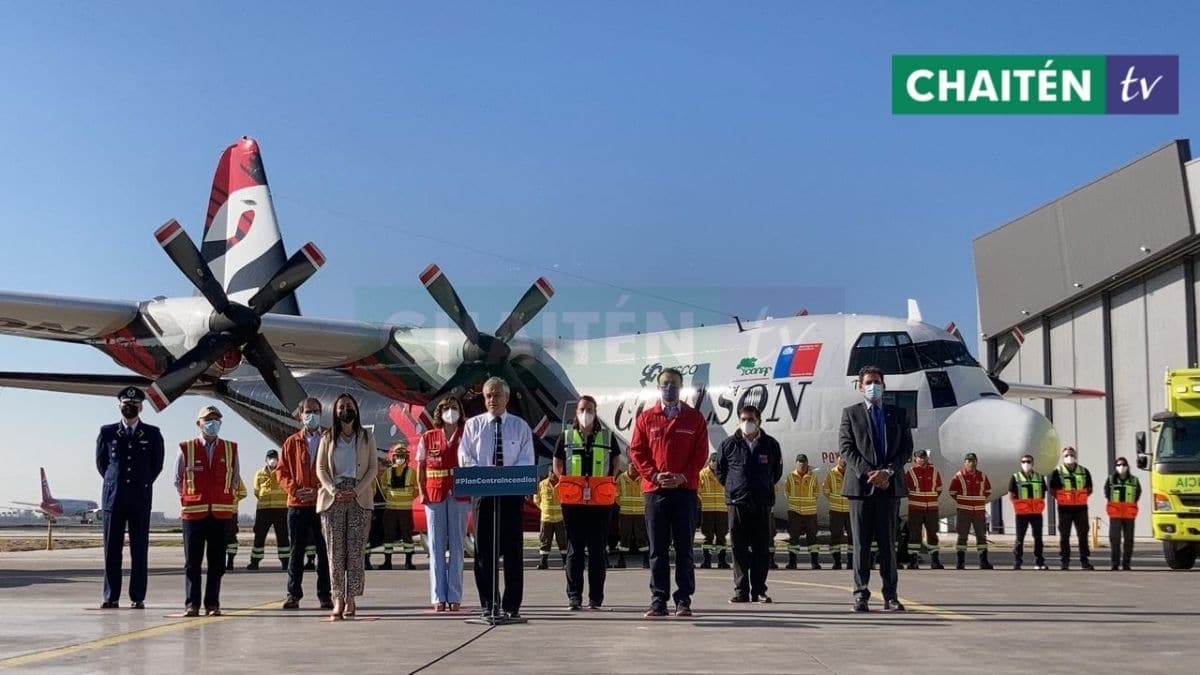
[0,291,140,343]
[1001,382,1105,400]
[10,502,42,509]
[259,315,445,403]
[0,372,209,398]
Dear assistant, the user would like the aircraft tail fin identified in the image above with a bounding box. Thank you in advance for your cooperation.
[40,467,53,503]
[199,136,300,315]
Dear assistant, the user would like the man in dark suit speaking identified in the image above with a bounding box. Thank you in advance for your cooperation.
[839,365,912,613]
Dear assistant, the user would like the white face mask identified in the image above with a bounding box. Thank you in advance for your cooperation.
[740,420,758,436]
[1117,465,1128,475]
[441,408,461,425]
[863,383,884,402]
[267,459,278,470]
[1020,462,1033,472]
[578,411,595,427]
[1063,456,1077,466]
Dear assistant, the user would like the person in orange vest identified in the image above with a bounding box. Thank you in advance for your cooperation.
[904,449,943,570]
[1008,453,1048,570]
[821,456,852,570]
[1049,446,1094,570]
[533,472,566,570]
[784,454,820,570]
[173,405,241,617]
[949,452,992,570]
[698,453,730,570]
[1104,457,1142,571]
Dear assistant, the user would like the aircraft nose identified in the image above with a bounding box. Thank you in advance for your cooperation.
[938,398,1060,470]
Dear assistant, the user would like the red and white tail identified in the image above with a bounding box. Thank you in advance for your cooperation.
[199,136,300,315]
[40,467,53,503]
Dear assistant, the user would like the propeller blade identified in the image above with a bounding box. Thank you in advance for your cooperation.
[425,364,487,411]
[493,277,555,345]
[145,333,238,411]
[419,264,481,345]
[241,333,309,413]
[991,327,1025,376]
[247,243,326,316]
[154,220,230,314]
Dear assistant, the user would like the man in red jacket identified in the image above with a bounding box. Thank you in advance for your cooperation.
[628,368,709,618]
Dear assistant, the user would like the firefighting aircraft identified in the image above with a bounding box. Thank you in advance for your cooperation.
[10,468,100,524]
[0,137,1103,526]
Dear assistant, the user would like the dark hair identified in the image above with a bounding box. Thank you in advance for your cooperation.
[857,365,885,385]
[330,392,365,441]
[1115,456,1129,466]
[658,368,684,385]
[431,396,464,430]
[573,396,599,429]
[738,405,761,422]
[1021,454,1034,462]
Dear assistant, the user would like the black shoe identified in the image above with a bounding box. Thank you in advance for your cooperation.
[404,555,416,571]
[131,601,145,610]
[644,604,668,618]
[281,560,289,571]
[883,599,906,612]
[1081,561,1095,570]
[568,602,582,611]
[755,595,773,604]
[318,596,334,610]
[183,605,200,617]
[205,607,221,617]
[100,601,119,609]
[225,555,235,571]
[588,602,603,611]
[853,599,869,613]
[245,559,260,571]
[505,610,521,619]
[785,561,797,570]
[1013,563,1022,570]
[282,596,300,610]
[832,561,843,570]
[364,557,374,571]
[380,560,393,571]
[1122,564,1132,571]
[304,558,316,571]
[929,554,945,570]
[729,595,751,604]
[674,604,693,617]
[615,557,627,569]
[1111,563,1120,571]
[1061,563,1070,570]
[906,560,919,570]
[770,560,780,570]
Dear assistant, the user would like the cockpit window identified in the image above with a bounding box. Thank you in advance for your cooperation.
[847,333,978,376]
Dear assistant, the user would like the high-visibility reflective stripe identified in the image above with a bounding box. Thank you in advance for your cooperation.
[786,472,819,515]
[185,441,196,494]
[566,429,610,477]
[426,469,452,478]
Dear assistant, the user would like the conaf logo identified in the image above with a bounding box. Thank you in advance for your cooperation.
[736,357,771,378]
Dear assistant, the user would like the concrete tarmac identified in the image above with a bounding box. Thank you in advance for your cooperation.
[1,543,1197,674]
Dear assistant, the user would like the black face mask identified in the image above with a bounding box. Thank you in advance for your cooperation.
[121,403,139,420]
[337,409,357,424]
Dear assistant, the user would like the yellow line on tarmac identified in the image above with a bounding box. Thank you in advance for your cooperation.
[695,574,973,621]
[0,601,278,670]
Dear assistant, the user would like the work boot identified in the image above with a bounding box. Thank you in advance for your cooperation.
[641,552,650,569]
[700,550,712,569]
[979,551,994,570]
[364,554,374,571]
[226,553,235,571]
[907,554,919,570]
[404,552,416,570]
[536,554,549,570]
[717,549,730,569]
[846,553,853,569]
[245,559,260,571]
[770,554,780,570]
[809,552,822,570]
[956,551,966,570]
[616,553,627,569]
[785,552,798,570]
[304,556,316,571]
[832,552,843,570]
[380,554,393,570]
[560,553,567,568]
[1080,559,1095,571]
[930,551,944,569]
[1111,561,1120,571]
[280,558,289,571]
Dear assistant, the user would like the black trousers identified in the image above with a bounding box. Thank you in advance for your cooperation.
[182,516,226,609]
[474,496,525,614]
[729,503,772,598]
[849,496,899,602]
[1013,514,1044,565]
[287,507,330,600]
[1057,507,1091,563]
[252,508,290,560]
[562,505,610,606]
[645,488,698,608]
[102,508,151,604]
[1109,519,1135,565]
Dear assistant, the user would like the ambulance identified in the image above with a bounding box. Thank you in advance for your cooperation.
[1136,368,1200,569]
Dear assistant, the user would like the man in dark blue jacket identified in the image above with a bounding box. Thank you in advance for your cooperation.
[715,405,783,604]
[95,386,165,609]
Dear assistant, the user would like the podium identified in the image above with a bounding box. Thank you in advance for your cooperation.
[453,465,538,626]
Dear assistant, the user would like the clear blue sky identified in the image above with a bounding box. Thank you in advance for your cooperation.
[1,2,1197,514]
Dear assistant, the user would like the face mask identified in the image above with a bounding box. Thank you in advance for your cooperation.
[302,412,320,430]
[337,408,357,424]
[267,459,278,470]
[1063,456,1077,466]
[441,408,461,425]
[660,384,680,404]
[120,403,139,420]
[740,420,758,436]
[578,411,595,427]
[1117,465,1128,475]
[202,420,221,437]
[1021,462,1033,471]
[863,383,884,401]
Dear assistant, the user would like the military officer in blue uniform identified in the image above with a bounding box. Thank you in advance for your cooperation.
[96,386,165,609]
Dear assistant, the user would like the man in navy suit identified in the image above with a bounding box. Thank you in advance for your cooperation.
[839,365,913,613]
[95,386,165,609]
